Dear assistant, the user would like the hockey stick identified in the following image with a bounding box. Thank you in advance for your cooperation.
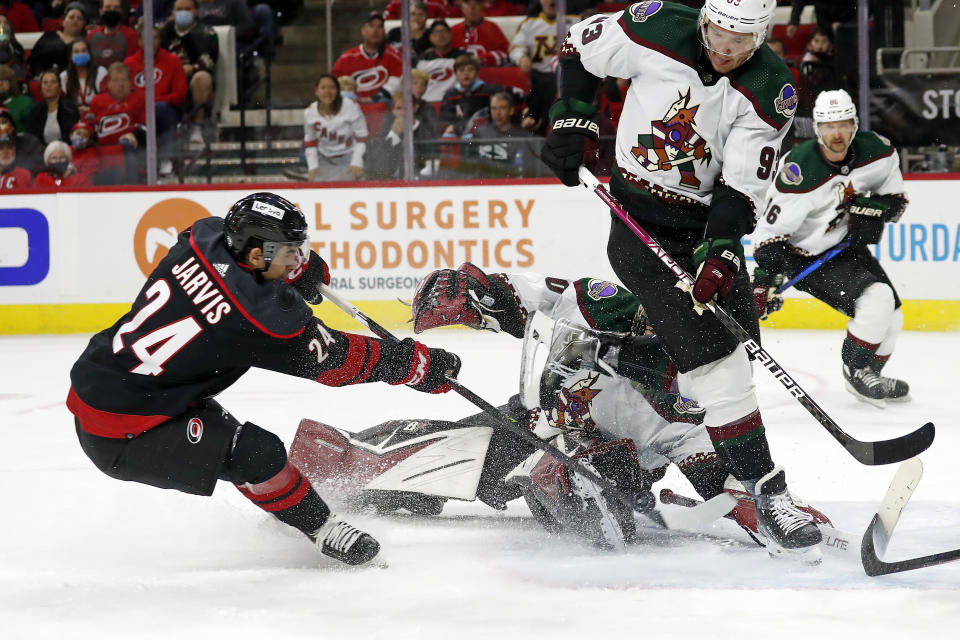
[660,489,860,561]
[317,283,736,532]
[861,458,960,576]
[774,238,852,294]
[578,166,934,466]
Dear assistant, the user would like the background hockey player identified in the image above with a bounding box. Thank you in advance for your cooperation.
[66,193,461,567]
[537,0,823,561]
[752,89,909,408]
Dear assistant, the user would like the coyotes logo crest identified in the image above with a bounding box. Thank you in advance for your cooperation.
[548,372,602,433]
[631,88,712,190]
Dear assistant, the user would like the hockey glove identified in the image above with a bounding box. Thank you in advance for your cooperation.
[751,267,785,321]
[411,263,527,337]
[539,98,599,187]
[285,250,330,304]
[691,238,743,304]
[390,337,462,394]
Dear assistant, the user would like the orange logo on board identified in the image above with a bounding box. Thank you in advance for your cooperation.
[134,198,212,277]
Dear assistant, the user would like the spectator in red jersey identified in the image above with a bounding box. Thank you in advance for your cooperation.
[26,68,80,143]
[331,11,401,103]
[60,38,106,116]
[385,0,430,57]
[0,117,31,188]
[439,53,513,136]
[451,0,509,66]
[383,0,450,20]
[32,139,90,186]
[0,0,38,34]
[29,3,88,77]
[89,61,144,181]
[126,23,186,143]
[69,118,101,180]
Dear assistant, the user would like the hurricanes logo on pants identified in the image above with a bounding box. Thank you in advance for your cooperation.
[187,417,204,444]
[631,88,713,190]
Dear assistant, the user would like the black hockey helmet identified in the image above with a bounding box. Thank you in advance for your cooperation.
[224,192,309,267]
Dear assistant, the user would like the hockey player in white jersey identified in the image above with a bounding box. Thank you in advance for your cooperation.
[752,89,909,407]
[538,0,823,561]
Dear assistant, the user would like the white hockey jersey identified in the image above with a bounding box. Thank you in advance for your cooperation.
[503,272,712,470]
[302,98,368,170]
[563,3,796,214]
[508,12,577,74]
[753,132,905,256]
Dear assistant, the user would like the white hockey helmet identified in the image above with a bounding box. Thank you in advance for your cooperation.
[813,89,858,150]
[698,0,776,57]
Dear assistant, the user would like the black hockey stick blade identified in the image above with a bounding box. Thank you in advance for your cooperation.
[848,422,935,467]
[860,458,960,576]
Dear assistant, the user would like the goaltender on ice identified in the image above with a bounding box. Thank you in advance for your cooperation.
[537,0,824,561]
[66,193,462,567]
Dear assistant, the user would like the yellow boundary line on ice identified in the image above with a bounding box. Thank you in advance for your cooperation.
[2,299,959,335]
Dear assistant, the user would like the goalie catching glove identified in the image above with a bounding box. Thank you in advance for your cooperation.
[411,262,527,337]
[285,250,331,304]
[539,98,599,187]
[751,267,785,321]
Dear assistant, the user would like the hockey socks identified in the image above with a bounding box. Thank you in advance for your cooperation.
[236,461,331,536]
[704,410,775,483]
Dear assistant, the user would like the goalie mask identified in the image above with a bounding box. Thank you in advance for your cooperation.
[224,192,309,269]
[813,89,858,156]
[698,0,775,70]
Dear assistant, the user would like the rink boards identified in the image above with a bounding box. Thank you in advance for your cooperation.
[1,176,959,335]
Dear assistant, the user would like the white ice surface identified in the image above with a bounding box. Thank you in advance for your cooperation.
[2,329,959,639]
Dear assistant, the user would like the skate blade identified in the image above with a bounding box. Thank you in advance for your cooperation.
[844,382,886,409]
[765,542,823,566]
[885,395,911,404]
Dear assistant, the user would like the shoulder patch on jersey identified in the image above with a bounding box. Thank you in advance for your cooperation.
[629,1,663,22]
[252,200,285,219]
[780,161,803,185]
[774,83,798,118]
[586,279,619,300]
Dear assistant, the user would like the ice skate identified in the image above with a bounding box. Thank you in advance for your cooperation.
[313,516,383,567]
[871,366,910,402]
[842,364,886,408]
[750,467,823,565]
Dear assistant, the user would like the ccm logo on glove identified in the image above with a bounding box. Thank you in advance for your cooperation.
[552,118,600,134]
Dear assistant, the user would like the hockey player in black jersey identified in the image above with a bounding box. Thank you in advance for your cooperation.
[539,0,823,562]
[66,193,461,567]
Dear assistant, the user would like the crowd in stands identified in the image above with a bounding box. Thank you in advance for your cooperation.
[0,0,291,189]
[300,0,858,183]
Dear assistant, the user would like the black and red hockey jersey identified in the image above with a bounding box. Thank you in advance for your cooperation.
[68,217,422,439]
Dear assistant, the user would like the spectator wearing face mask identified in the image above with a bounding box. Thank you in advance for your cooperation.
[69,118,101,180]
[29,3,89,77]
[33,139,90,186]
[61,38,107,114]
[0,117,30,189]
[0,15,28,81]
[0,63,30,131]
[87,0,139,69]
[160,0,218,144]
[27,68,80,143]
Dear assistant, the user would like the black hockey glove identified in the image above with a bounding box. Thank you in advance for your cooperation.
[411,262,527,337]
[284,250,330,304]
[390,337,462,394]
[838,192,907,246]
[751,267,785,321]
[539,98,599,187]
[691,238,743,304]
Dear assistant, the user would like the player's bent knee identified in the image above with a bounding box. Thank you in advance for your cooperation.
[854,282,895,319]
[677,347,757,425]
[222,422,287,485]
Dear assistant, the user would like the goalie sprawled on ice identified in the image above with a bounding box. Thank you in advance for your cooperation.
[291,264,829,551]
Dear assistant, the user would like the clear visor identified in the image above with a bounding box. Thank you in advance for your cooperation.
[816,120,856,137]
[700,21,761,59]
[263,238,309,268]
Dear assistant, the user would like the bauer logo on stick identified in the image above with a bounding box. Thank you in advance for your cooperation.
[187,418,204,444]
